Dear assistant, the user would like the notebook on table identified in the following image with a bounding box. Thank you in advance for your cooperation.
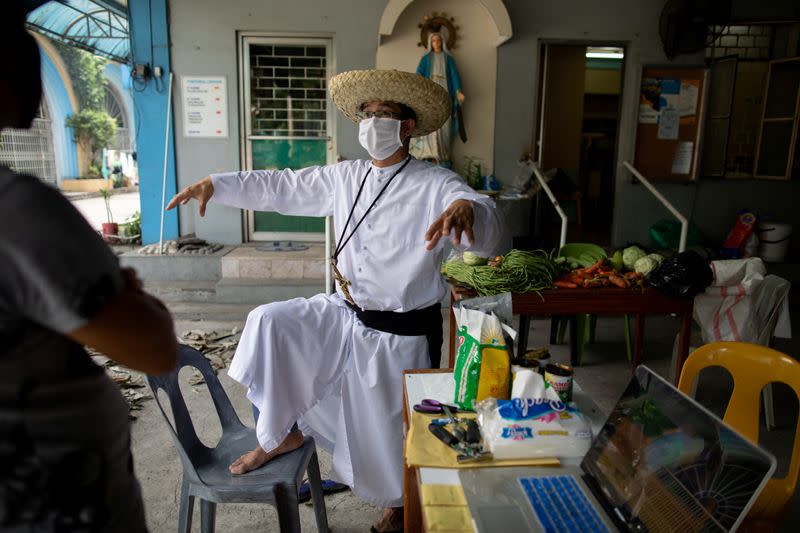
[459,365,776,533]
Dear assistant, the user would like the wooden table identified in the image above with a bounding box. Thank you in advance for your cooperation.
[402,369,607,532]
[448,286,694,382]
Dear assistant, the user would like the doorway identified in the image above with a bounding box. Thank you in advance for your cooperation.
[534,43,625,247]
[238,34,334,241]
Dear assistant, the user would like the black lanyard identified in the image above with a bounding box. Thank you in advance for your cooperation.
[332,157,412,260]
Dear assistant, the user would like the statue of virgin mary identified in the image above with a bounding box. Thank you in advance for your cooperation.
[411,31,465,167]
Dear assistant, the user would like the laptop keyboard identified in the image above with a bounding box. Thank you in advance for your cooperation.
[519,475,611,533]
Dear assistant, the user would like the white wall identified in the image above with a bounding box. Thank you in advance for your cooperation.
[496,0,800,254]
[169,0,800,253]
[376,0,497,174]
[495,0,705,247]
[168,0,387,244]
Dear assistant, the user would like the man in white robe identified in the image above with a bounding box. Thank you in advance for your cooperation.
[167,69,503,532]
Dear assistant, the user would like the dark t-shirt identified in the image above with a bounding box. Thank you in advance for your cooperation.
[0,168,146,531]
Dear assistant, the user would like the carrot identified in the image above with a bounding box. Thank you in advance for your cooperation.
[554,280,578,289]
[584,260,604,275]
[608,274,628,288]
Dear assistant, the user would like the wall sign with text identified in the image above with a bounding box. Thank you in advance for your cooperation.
[181,76,228,138]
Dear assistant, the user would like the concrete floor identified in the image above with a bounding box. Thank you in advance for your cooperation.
[69,191,140,230]
[131,302,800,532]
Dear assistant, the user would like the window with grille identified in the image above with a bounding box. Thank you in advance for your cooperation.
[249,44,328,138]
[0,98,57,185]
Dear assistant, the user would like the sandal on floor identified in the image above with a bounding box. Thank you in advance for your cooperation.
[370,527,403,533]
[297,479,349,503]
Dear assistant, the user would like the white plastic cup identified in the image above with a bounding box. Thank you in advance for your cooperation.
[758,222,792,263]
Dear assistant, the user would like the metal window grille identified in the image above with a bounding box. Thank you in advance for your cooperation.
[0,101,57,185]
[706,25,773,60]
[249,44,328,138]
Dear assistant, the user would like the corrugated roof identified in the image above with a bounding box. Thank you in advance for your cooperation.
[26,0,129,62]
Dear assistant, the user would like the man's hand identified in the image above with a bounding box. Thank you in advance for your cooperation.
[166,176,214,216]
[425,199,474,251]
[456,90,465,105]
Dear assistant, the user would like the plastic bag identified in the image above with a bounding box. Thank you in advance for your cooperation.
[476,397,593,459]
[648,250,713,298]
[452,294,516,410]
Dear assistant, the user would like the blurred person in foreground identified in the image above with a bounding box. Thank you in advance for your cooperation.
[0,3,178,530]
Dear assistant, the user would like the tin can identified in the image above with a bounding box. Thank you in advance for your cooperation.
[523,348,550,374]
[544,363,573,403]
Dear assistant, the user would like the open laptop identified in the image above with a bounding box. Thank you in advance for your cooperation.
[459,365,777,533]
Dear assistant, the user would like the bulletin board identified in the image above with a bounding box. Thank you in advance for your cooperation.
[633,66,709,181]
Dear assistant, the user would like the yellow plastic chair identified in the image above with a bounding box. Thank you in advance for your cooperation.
[678,342,800,528]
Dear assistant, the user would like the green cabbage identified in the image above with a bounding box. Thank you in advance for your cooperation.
[610,250,624,271]
[622,246,647,270]
[646,253,664,265]
[463,251,488,266]
[634,256,660,276]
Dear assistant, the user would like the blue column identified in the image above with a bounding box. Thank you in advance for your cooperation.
[128,0,178,244]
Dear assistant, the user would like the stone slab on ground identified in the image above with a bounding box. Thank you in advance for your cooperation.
[221,243,326,280]
[121,246,233,281]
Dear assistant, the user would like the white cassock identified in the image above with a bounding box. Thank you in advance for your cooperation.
[210,157,503,506]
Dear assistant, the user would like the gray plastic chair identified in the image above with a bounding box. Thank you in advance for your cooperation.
[146,344,329,533]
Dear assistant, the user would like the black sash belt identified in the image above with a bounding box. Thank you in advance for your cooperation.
[346,301,443,369]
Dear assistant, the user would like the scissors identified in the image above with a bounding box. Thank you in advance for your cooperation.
[413,399,459,416]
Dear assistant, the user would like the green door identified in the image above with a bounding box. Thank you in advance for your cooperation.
[242,37,332,240]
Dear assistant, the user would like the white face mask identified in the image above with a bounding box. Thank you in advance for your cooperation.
[358,117,402,160]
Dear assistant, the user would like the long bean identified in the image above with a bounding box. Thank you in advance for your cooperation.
[442,249,561,296]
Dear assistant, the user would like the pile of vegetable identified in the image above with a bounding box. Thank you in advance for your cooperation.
[557,243,606,269]
[442,249,561,296]
[553,244,666,289]
[620,245,664,276]
[554,260,643,289]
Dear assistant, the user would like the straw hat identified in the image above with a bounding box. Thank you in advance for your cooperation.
[329,69,450,137]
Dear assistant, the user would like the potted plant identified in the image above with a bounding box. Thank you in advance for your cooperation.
[119,211,141,244]
[99,188,118,240]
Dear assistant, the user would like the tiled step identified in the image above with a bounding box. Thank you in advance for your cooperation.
[221,244,326,280]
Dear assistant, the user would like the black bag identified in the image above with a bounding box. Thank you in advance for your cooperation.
[648,251,713,299]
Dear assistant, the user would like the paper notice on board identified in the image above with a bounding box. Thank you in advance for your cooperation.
[678,80,701,125]
[679,82,699,118]
[182,76,228,138]
[658,107,679,140]
[639,77,660,124]
[671,142,694,174]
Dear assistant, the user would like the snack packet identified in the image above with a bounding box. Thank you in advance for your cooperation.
[452,305,513,410]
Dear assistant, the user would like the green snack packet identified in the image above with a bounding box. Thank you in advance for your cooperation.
[453,307,512,410]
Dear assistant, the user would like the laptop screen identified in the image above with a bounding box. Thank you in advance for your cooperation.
[581,366,776,533]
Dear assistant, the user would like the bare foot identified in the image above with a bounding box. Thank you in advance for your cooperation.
[372,506,403,532]
[229,429,304,475]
